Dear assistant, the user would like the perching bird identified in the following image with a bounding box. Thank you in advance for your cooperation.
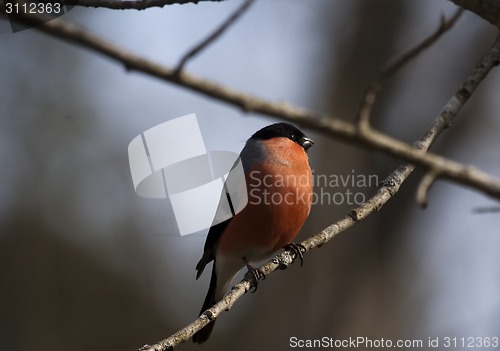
[193,122,314,344]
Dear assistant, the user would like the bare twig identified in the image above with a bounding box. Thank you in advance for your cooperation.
[356,8,464,130]
[4,11,500,201]
[62,0,226,10]
[416,171,440,208]
[175,0,255,73]
[412,27,500,202]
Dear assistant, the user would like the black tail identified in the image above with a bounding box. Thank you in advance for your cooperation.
[193,262,217,344]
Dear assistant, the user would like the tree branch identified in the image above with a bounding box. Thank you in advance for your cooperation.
[5,11,499,200]
[356,8,464,129]
[416,171,440,208]
[62,0,226,10]
[175,0,254,73]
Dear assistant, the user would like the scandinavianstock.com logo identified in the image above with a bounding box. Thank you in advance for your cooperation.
[128,113,247,236]
[128,114,379,236]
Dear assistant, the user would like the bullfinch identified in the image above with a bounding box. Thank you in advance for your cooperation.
[193,122,314,344]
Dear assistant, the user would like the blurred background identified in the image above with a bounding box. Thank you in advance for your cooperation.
[1,0,500,350]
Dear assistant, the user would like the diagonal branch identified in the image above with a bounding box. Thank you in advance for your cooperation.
[175,0,255,73]
[4,11,500,201]
[356,8,464,130]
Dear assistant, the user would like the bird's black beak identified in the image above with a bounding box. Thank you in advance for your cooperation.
[300,137,314,150]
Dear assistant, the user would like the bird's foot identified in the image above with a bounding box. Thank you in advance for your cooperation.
[284,242,306,266]
[243,257,265,293]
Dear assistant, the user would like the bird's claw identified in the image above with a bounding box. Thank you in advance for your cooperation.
[248,266,265,293]
[284,243,306,266]
[243,257,265,293]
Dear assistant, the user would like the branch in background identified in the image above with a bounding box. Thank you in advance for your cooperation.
[360,28,500,207]
[175,0,255,73]
[356,8,464,129]
[355,7,486,208]
[4,11,500,201]
[414,32,500,206]
[417,171,439,207]
[63,0,226,10]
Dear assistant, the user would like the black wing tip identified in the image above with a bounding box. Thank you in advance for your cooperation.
[195,251,212,280]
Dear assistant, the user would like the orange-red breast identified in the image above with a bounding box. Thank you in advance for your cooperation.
[193,122,313,344]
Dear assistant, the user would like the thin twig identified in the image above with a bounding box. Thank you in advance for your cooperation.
[412,28,500,201]
[175,0,255,74]
[356,8,464,130]
[416,171,439,208]
[4,11,500,201]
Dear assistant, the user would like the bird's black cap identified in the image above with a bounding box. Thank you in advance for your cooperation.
[251,122,314,150]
